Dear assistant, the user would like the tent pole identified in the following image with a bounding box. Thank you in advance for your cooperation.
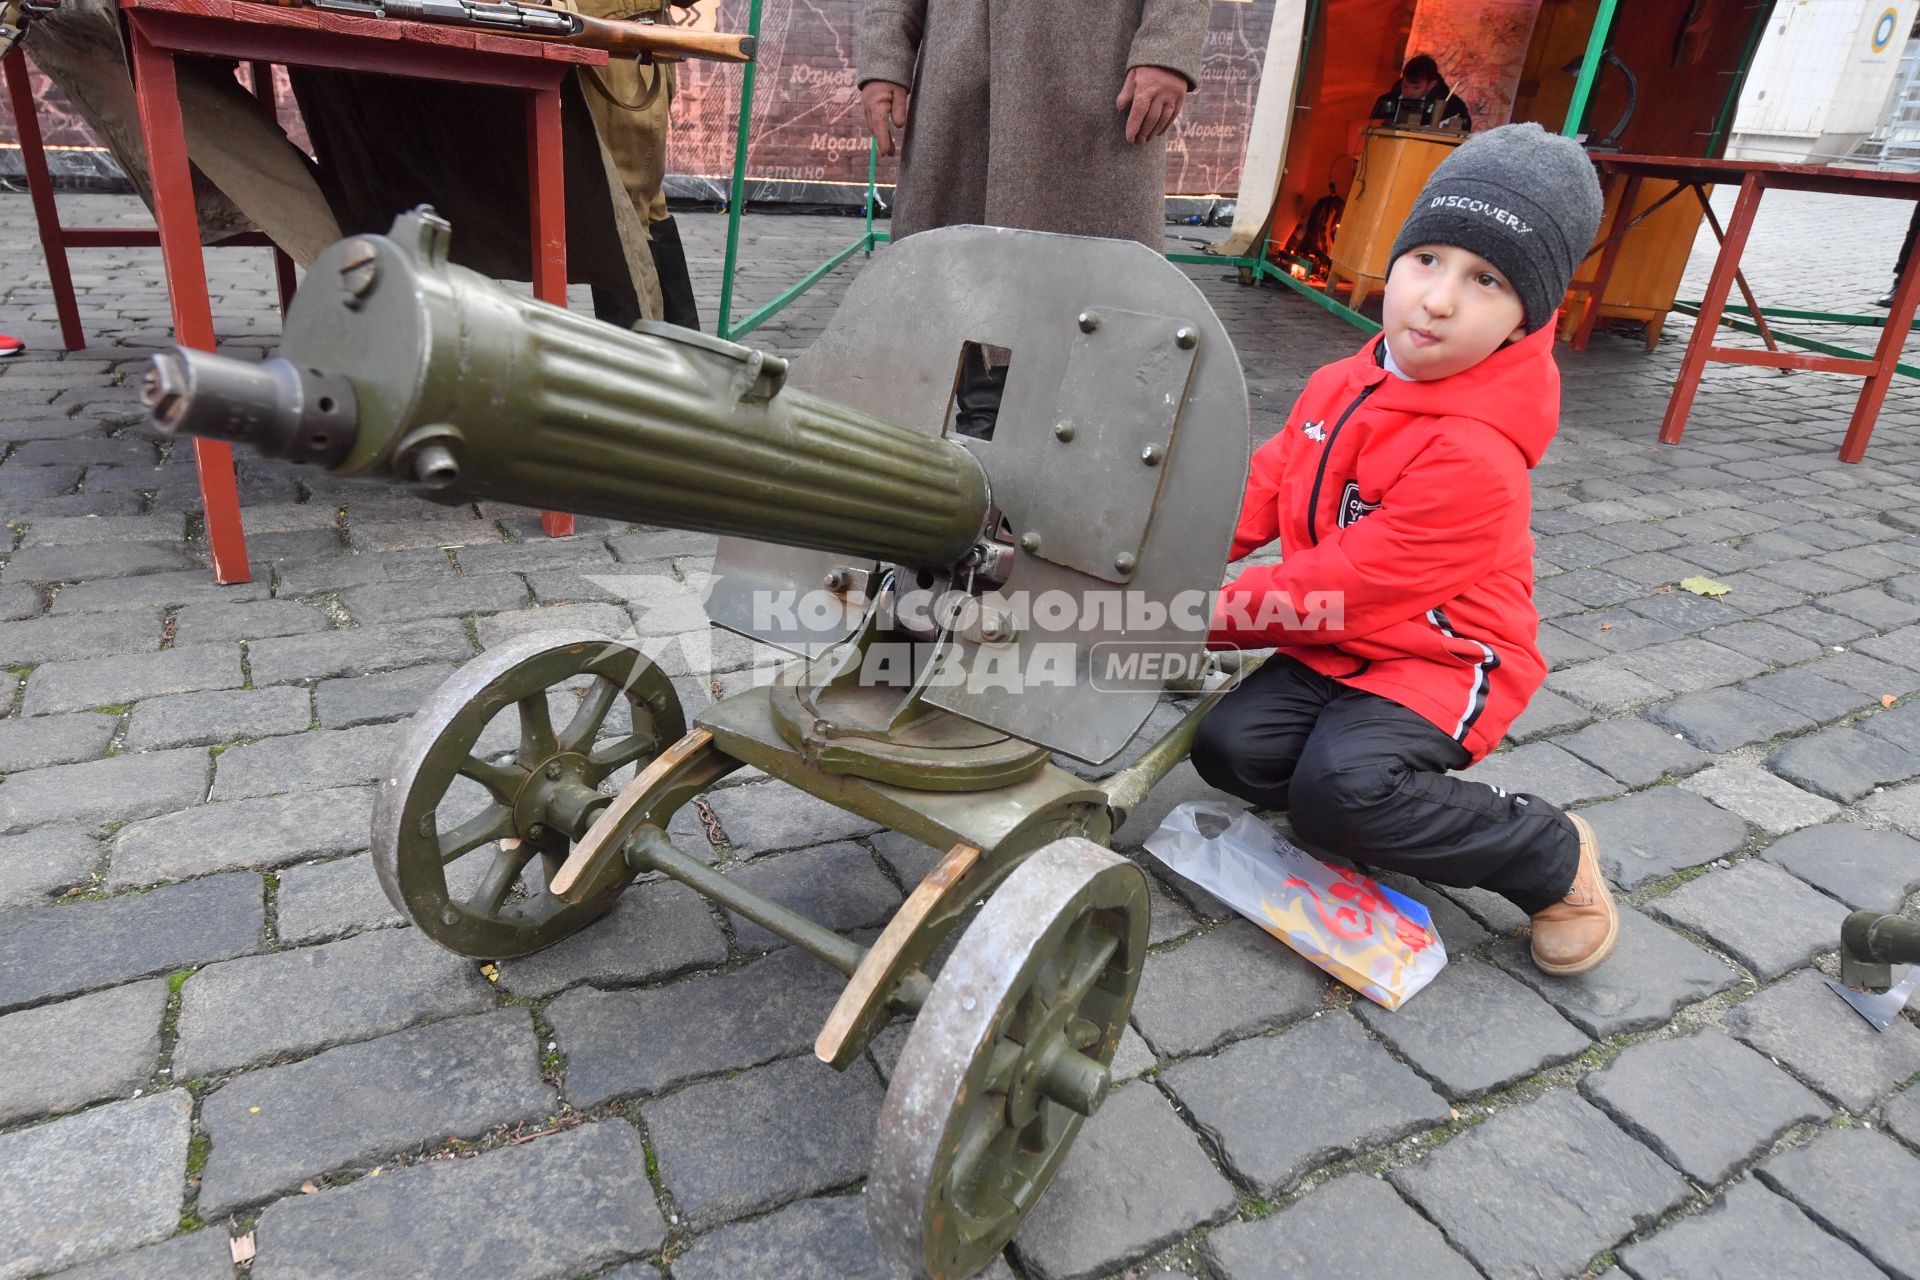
[717,0,764,340]
[1562,0,1620,139]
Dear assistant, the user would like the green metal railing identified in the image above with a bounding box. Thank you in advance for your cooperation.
[1672,299,1920,381]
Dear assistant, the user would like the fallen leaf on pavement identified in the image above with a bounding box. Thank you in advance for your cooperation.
[231,1233,256,1265]
[1679,576,1731,597]
[1884,695,1898,709]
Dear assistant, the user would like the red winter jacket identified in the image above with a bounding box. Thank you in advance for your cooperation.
[1208,323,1560,763]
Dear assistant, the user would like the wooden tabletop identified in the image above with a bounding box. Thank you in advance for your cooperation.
[1593,152,1920,199]
[120,0,607,64]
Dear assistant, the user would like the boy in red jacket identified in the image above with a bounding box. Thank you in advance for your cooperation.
[1193,123,1615,975]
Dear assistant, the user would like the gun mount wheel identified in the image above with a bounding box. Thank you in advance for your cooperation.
[372,629,684,959]
[867,837,1149,1280]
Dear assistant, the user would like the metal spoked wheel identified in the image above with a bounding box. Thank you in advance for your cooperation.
[867,838,1149,1280]
[371,629,683,959]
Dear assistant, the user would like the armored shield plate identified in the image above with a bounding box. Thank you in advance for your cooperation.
[707,226,1250,765]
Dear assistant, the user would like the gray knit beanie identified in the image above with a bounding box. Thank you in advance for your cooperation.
[1387,122,1605,333]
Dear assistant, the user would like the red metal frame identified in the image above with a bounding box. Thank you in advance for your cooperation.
[21,0,596,581]
[1589,153,1920,464]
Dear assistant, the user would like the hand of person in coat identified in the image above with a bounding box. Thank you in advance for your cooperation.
[861,80,911,157]
[1117,65,1187,144]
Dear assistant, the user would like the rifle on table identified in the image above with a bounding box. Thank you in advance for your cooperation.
[1,0,58,58]
[257,0,755,62]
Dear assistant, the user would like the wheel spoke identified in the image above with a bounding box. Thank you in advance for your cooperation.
[1058,929,1120,1011]
[466,839,539,917]
[558,677,622,755]
[435,803,514,865]
[947,1101,1015,1206]
[517,693,558,763]
[1043,915,1093,1003]
[459,755,526,805]
[585,732,654,778]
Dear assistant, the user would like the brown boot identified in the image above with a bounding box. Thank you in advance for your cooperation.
[1529,813,1618,975]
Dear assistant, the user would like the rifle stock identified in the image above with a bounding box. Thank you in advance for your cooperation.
[247,0,754,63]
[564,12,753,62]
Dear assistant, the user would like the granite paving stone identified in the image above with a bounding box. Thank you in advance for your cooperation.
[0,1090,192,1280]
[496,879,728,998]
[1857,623,1920,670]
[1458,742,1623,808]
[17,517,183,551]
[607,528,717,562]
[249,1121,664,1280]
[1761,821,1920,909]
[1012,1082,1238,1280]
[1617,638,1767,693]
[474,602,634,649]
[1202,1174,1481,1280]
[125,686,312,752]
[1388,1089,1688,1280]
[23,643,242,717]
[1352,957,1589,1098]
[1579,1030,1827,1184]
[1491,906,1738,1036]
[1545,660,1672,713]
[667,1194,1003,1280]
[1576,787,1750,888]
[1758,1127,1920,1279]
[1643,859,1848,978]
[246,619,473,686]
[1618,1179,1885,1280]
[1437,882,1530,934]
[1725,969,1920,1111]
[1767,603,1877,646]
[172,924,494,1078]
[198,1009,557,1215]
[1537,624,1609,669]
[313,663,455,728]
[47,566,270,614]
[1502,687,1593,744]
[1751,558,1871,594]
[0,709,114,772]
[1701,619,1827,666]
[339,574,530,626]
[721,841,902,950]
[0,870,262,1011]
[273,852,404,944]
[0,979,167,1124]
[1647,687,1817,752]
[44,1229,238,1280]
[0,745,208,833]
[642,1053,883,1228]
[172,599,331,647]
[0,583,38,622]
[1563,611,1685,653]
[1163,1012,1449,1192]
[701,779,886,855]
[1128,918,1327,1057]
[1862,701,1920,754]
[1864,780,1920,837]
[1887,1086,1920,1149]
[108,786,375,886]
[451,538,618,577]
[1554,717,1709,786]
[1818,586,1920,629]
[0,540,197,584]
[1681,763,1840,835]
[271,551,454,597]
[0,607,160,666]
[209,724,401,801]
[548,945,846,1106]
[1771,725,1920,803]
[1741,668,1881,724]
[0,822,98,906]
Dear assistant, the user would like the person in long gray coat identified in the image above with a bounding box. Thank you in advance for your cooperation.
[857,0,1211,250]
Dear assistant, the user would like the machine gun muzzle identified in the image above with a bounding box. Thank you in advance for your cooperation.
[141,208,992,572]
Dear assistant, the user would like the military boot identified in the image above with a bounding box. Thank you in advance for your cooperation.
[1529,813,1618,975]
[648,216,701,331]
[953,344,1007,440]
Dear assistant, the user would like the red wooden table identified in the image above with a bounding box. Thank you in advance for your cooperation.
[1577,153,1920,464]
[119,0,597,580]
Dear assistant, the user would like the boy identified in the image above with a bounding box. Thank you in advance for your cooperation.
[1192,124,1613,975]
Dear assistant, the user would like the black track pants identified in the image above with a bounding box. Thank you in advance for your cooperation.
[1190,656,1580,914]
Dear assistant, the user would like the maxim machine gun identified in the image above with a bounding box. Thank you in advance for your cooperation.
[142,209,1250,1279]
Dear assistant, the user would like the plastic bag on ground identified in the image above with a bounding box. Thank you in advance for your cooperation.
[1143,799,1447,1010]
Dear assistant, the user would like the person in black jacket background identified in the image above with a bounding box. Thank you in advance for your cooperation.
[1369,54,1471,131]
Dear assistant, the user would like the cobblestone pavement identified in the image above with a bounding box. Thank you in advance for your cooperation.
[3,185,1920,1280]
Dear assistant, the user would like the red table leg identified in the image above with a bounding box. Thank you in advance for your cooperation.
[1658,172,1764,447]
[6,49,86,351]
[1839,196,1920,463]
[1573,172,1641,351]
[129,21,252,583]
[527,82,575,539]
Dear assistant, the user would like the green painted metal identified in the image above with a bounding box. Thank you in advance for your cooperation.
[727,233,874,340]
[716,0,764,340]
[1672,300,1920,379]
[1708,0,1773,158]
[1561,0,1618,138]
[1678,301,1920,329]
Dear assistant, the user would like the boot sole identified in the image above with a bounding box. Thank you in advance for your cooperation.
[1533,814,1618,976]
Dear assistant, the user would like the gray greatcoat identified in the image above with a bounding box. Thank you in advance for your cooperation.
[858,0,1212,248]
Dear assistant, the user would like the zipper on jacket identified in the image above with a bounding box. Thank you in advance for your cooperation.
[1305,382,1379,546]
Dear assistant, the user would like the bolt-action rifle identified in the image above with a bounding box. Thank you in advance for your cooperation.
[0,0,57,58]
[254,0,755,62]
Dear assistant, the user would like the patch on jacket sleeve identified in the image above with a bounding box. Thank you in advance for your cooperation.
[1302,420,1327,443]
[1337,479,1381,528]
